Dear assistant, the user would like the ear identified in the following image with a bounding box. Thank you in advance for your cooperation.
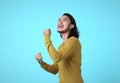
[70,24,74,29]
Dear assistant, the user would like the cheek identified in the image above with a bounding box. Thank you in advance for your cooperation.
[63,21,68,25]
[63,22,70,27]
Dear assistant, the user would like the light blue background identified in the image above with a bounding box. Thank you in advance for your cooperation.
[0,0,120,83]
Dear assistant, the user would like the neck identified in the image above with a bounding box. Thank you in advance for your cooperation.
[61,32,69,42]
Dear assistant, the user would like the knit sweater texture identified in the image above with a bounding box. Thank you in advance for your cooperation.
[40,35,84,83]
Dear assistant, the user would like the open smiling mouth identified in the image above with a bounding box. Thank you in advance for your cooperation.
[58,25,64,29]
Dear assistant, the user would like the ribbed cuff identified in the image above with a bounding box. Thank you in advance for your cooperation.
[44,35,50,43]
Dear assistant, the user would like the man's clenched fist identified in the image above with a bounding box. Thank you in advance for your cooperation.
[44,28,51,36]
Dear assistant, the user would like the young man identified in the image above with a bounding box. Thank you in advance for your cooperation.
[35,13,84,83]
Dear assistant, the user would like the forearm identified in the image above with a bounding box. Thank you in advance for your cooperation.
[44,35,58,61]
[40,61,58,74]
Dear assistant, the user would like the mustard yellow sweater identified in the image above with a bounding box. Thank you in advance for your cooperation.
[40,35,84,83]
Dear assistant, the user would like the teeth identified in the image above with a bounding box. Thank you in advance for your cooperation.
[58,25,63,27]
[59,26,63,29]
[59,26,62,28]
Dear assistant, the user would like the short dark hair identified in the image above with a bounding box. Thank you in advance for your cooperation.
[63,13,79,39]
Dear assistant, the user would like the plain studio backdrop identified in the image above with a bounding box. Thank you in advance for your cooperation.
[0,0,120,83]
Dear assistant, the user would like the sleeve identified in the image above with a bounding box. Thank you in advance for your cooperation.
[40,61,58,74]
[44,35,80,63]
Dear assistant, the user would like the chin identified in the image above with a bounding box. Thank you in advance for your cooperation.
[57,29,62,32]
[58,29,64,32]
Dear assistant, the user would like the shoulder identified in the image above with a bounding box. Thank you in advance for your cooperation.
[66,36,81,46]
[68,36,80,43]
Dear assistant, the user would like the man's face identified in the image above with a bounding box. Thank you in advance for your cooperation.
[57,15,71,33]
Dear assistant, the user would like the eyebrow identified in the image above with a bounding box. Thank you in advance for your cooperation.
[58,17,69,21]
[63,18,68,20]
